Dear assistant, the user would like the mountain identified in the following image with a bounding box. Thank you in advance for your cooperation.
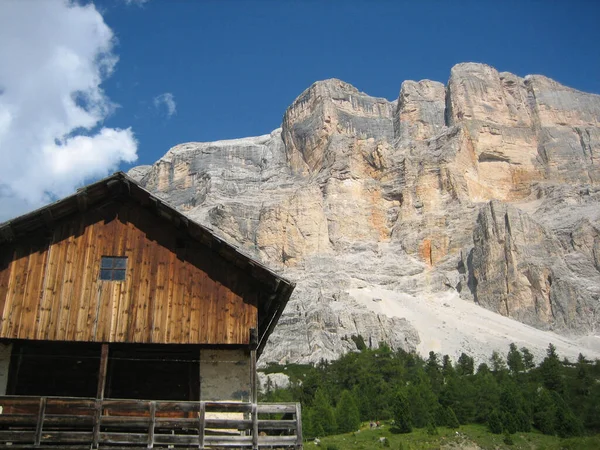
[129,63,600,364]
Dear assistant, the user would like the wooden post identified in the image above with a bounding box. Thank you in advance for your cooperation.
[198,401,205,449]
[251,402,258,450]
[295,402,303,449]
[249,327,258,404]
[92,343,109,449]
[250,328,258,449]
[250,349,257,404]
[96,343,109,399]
[34,397,46,446]
[148,401,156,449]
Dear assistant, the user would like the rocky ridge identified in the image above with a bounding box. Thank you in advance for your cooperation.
[130,63,600,364]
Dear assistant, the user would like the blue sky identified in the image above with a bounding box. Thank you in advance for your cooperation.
[1,0,599,219]
[98,0,600,168]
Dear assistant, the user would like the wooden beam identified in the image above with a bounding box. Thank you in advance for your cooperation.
[250,348,257,404]
[251,403,258,450]
[122,179,131,194]
[41,209,54,228]
[249,327,258,349]
[198,401,205,450]
[76,190,88,212]
[250,344,258,450]
[295,403,303,449]
[0,224,15,242]
[257,283,293,357]
[147,401,155,449]
[180,216,189,229]
[34,397,46,446]
[96,344,109,399]
[92,400,101,449]
[92,344,109,449]
[106,179,122,195]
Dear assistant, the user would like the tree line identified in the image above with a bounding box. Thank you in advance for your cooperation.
[259,340,600,440]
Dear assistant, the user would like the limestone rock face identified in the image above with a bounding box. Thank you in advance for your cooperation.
[282,79,395,175]
[446,64,541,201]
[395,79,446,143]
[130,63,600,364]
[468,200,600,330]
[527,75,600,184]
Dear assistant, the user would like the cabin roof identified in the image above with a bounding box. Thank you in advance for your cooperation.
[0,172,295,356]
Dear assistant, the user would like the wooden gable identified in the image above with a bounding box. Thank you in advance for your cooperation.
[0,173,294,350]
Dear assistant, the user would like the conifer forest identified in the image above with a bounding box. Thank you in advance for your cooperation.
[260,341,600,441]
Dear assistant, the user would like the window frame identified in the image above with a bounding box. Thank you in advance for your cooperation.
[99,256,128,282]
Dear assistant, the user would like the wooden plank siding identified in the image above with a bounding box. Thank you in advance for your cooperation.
[0,199,258,345]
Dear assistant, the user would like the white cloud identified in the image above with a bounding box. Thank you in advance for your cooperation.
[0,0,138,221]
[154,92,177,118]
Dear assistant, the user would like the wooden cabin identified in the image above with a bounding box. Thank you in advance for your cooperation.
[0,172,300,449]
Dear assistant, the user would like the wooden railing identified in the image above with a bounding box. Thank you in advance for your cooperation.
[0,396,302,449]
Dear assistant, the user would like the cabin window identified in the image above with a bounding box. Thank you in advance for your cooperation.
[100,256,127,281]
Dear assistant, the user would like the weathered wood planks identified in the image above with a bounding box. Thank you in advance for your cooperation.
[0,200,258,345]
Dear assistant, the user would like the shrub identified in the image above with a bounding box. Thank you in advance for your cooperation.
[445,407,460,429]
[487,409,503,434]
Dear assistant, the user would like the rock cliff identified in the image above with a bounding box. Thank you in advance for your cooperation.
[130,63,600,364]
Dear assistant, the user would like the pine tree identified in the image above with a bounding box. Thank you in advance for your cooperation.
[533,388,556,435]
[490,351,507,374]
[439,377,475,424]
[501,411,517,434]
[456,352,474,376]
[445,407,460,429]
[304,408,325,439]
[553,391,584,438]
[474,372,500,423]
[487,409,503,434]
[476,362,491,376]
[425,351,443,394]
[407,382,438,428]
[575,353,592,397]
[442,355,455,380]
[426,420,438,435]
[584,384,600,432]
[312,388,337,435]
[521,347,535,370]
[540,343,564,393]
[507,343,524,375]
[392,389,413,433]
[335,390,361,433]
[515,409,531,432]
[499,382,520,417]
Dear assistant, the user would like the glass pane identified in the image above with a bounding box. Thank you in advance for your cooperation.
[114,258,127,269]
[100,257,113,268]
[113,270,126,281]
[100,269,112,280]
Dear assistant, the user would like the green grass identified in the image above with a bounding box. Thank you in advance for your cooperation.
[311,423,600,450]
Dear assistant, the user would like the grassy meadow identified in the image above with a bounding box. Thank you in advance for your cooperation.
[312,423,600,450]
